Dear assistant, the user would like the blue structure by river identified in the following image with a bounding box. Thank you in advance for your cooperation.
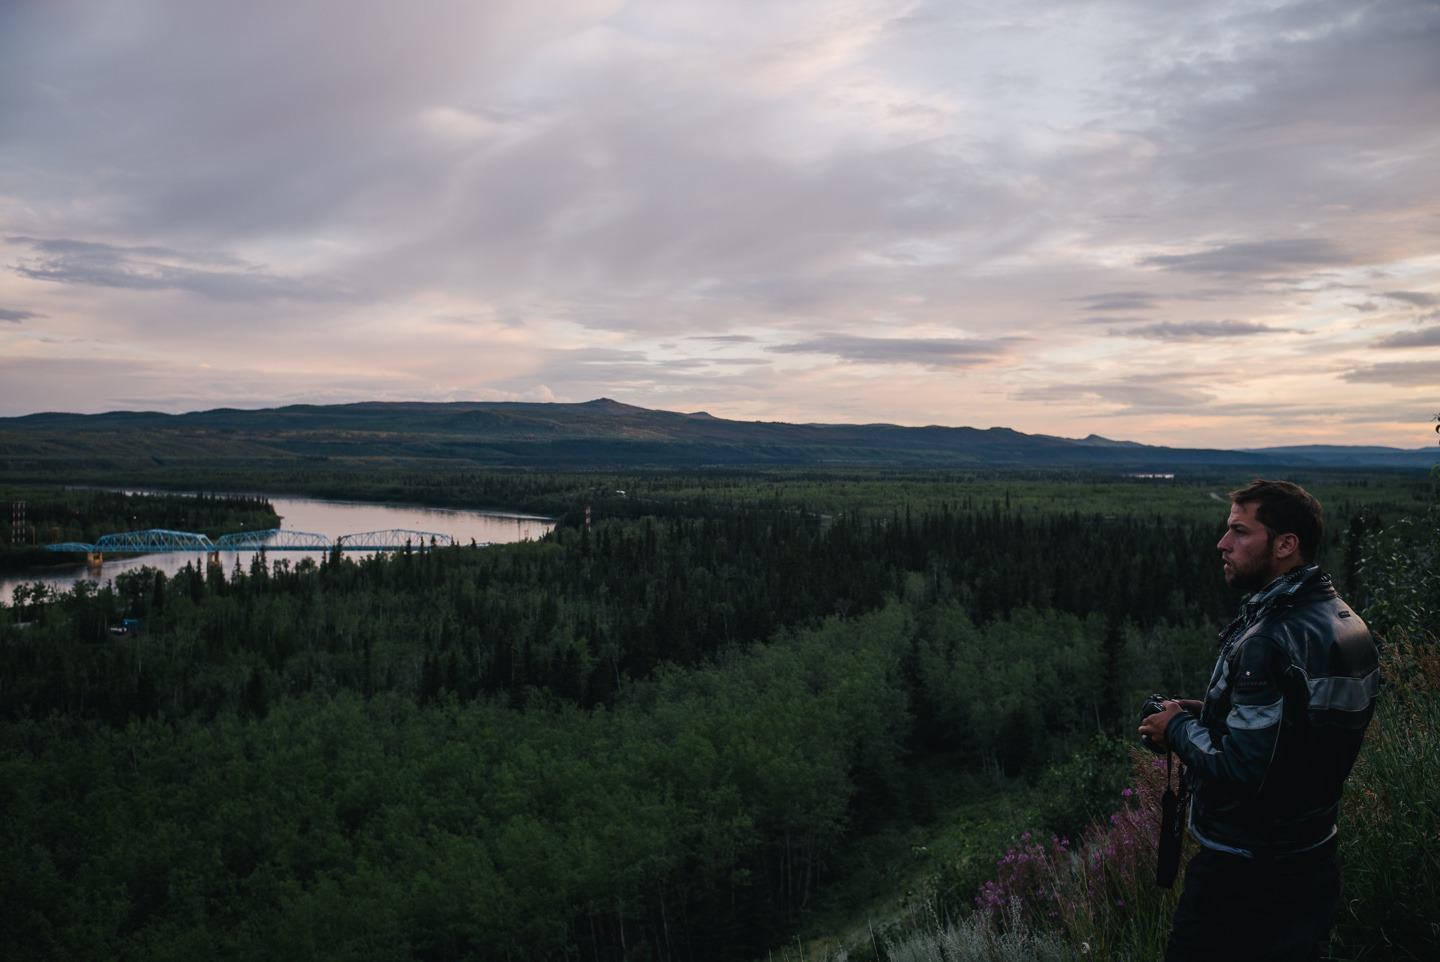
[2,494,554,601]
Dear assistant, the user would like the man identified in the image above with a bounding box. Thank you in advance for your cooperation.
[1139,479,1380,962]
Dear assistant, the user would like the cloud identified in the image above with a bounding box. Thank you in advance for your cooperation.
[769,333,1023,368]
[1073,291,1161,312]
[0,352,574,417]
[1,0,1437,446]
[0,308,43,322]
[1140,239,1353,276]
[1341,361,1440,387]
[1126,1,1440,236]
[1383,291,1439,308]
[1015,374,1214,412]
[689,334,759,344]
[9,237,347,302]
[1373,327,1440,349]
[0,2,605,241]
[1113,320,1290,341]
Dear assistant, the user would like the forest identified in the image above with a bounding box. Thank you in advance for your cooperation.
[1,468,1436,961]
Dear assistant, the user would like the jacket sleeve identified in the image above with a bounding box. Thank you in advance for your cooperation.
[1165,634,1286,797]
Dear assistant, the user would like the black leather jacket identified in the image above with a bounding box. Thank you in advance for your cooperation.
[1165,566,1379,858]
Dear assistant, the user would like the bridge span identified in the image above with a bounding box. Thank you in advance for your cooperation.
[45,528,467,562]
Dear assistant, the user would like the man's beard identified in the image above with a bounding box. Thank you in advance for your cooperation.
[1227,565,1271,591]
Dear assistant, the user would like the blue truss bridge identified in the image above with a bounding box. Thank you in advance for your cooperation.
[46,528,461,559]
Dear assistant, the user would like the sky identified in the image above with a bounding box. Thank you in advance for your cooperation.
[2,0,1438,449]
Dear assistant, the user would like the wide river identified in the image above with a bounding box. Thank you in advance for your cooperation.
[2,493,555,601]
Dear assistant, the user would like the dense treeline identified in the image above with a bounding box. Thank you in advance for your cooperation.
[3,618,915,960]
[5,504,1230,735]
[0,477,1428,960]
[10,466,1428,527]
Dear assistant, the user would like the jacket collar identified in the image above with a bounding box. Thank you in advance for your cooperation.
[1219,563,1326,648]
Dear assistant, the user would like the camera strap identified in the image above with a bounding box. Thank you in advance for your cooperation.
[1156,751,1189,889]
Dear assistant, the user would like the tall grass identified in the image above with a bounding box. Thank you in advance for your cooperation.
[884,900,1080,962]
[1334,484,1440,959]
[1333,629,1440,961]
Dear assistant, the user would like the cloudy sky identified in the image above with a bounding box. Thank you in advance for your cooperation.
[2,0,1437,448]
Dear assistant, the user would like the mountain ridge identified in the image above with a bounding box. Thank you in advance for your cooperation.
[1,399,1433,471]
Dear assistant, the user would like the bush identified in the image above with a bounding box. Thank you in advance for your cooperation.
[1354,503,1440,640]
[1033,734,1131,844]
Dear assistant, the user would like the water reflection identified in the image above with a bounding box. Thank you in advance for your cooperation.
[2,494,554,601]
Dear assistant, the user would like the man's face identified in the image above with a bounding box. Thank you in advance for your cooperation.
[1217,500,1283,590]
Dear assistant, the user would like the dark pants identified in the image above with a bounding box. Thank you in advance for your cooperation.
[1165,838,1342,962]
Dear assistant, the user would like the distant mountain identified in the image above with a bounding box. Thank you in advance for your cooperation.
[1240,445,1439,468]
[1,399,1434,472]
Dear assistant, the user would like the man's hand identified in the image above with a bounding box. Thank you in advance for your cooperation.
[1139,700,1189,752]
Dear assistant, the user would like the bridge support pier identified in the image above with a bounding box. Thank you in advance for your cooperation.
[87,552,103,570]
[207,550,221,569]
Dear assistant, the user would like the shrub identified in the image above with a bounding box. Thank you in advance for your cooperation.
[1033,734,1132,845]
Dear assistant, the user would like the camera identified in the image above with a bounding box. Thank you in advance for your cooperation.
[1140,693,1171,754]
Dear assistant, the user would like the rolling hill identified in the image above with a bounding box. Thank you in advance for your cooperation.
[1,399,1433,473]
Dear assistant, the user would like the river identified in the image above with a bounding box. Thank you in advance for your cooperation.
[2,493,555,601]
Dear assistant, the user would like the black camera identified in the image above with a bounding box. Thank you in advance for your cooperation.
[1140,693,1171,754]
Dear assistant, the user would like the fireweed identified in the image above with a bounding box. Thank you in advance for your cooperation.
[977,750,1184,957]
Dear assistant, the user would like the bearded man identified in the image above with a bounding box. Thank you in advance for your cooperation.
[1140,479,1380,962]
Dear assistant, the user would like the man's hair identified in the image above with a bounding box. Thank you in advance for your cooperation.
[1228,479,1323,563]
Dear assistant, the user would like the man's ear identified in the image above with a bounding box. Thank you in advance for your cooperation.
[1272,531,1300,560]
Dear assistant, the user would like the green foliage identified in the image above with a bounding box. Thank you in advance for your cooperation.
[1353,502,1440,640]
[1331,424,1440,959]
[3,494,1245,733]
[1334,641,1440,960]
[1,468,1431,961]
[1033,735,1132,844]
[0,613,915,960]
